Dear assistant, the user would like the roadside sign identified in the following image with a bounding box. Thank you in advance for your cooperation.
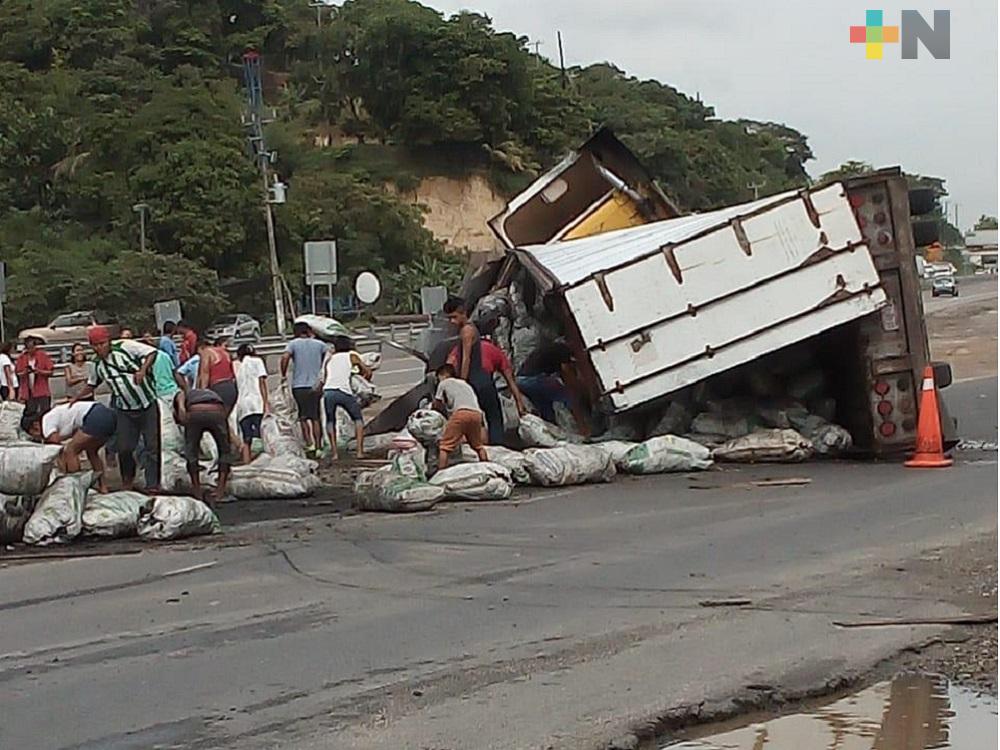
[420,286,447,317]
[154,300,182,332]
[304,241,337,285]
[355,271,382,304]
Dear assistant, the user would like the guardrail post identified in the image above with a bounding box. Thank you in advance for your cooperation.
[389,322,396,343]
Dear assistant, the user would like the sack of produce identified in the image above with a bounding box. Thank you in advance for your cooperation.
[429,462,513,501]
[294,314,349,342]
[137,496,221,541]
[0,494,38,543]
[0,443,62,496]
[261,413,306,458]
[406,409,446,446]
[589,440,641,470]
[229,454,321,499]
[456,444,531,484]
[523,444,616,486]
[82,491,149,538]
[622,435,714,474]
[353,466,445,513]
[713,429,814,463]
[387,430,428,480]
[23,471,93,545]
[0,401,26,442]
[787,412,853,456]
[517,414,568,449]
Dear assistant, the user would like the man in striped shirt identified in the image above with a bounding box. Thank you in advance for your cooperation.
[71,326,162,492]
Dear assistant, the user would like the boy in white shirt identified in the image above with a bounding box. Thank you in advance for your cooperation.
[22,401,117,493]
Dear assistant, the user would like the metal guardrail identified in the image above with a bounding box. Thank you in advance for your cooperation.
[35,321,431,369]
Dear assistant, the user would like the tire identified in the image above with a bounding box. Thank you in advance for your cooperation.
[252,327,261,342]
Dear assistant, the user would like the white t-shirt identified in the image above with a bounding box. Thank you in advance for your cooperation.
[0,353,18,390]
[41,402,95,440]
[322,352,354,393]
[235,356,268,421]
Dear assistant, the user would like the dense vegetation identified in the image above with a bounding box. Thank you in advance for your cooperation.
[0,0,819,332]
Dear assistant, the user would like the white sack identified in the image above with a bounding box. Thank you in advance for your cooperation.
[261,413,306,458]
[353,466,445,513]
[137,496,221,541]
[429,462,513,501]
[82,491,149,538]
[523,444,616,487]
[457,444,531,484]
[406,409,446,446]
[517,414,568,449]
[590,440,641,469]
[23,471,93,545]
[0,401,26,442]
[713,429,814,463]
[622,435,714,474]
[0,443,63,496]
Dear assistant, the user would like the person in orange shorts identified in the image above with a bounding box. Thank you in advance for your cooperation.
[433,363,489,470]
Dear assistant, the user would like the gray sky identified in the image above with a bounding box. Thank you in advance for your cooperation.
[427,0,998,231]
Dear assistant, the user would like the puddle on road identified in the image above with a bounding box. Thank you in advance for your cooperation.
[663,675,997,749]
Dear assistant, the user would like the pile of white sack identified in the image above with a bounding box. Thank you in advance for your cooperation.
[0,457,220,546]
[352,402,718,512]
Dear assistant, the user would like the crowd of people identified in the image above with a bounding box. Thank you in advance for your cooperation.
[6,319,372,505]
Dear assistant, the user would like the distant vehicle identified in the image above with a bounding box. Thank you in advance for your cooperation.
[931,277,958,297]
[18,311,120,345]
[204,314,261,343]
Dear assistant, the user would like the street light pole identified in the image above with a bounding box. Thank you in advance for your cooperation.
[132,202,149,253]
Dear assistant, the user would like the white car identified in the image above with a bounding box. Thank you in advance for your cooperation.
[204,314,261,343]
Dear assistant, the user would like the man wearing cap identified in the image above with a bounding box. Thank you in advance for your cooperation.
[71,326,162,492]
[15,336,55,414]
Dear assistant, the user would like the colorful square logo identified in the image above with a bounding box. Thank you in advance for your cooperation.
[850,9,900,59]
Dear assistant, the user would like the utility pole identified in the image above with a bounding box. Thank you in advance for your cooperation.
[557,31,567,89]
[530,39,544,67]
[132,202,149,253]
[747,179,766,200]
[241,50,288,337]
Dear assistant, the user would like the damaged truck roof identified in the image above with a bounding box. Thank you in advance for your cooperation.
[511,183,889,411]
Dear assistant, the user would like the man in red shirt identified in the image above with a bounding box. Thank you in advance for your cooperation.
[447,337,528,417]
[15,336,55,414]
[176,320,198,364]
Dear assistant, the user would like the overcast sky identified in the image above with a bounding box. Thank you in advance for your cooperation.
[426,0,998,230]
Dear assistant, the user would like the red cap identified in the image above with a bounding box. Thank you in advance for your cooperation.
[87,326,111,345]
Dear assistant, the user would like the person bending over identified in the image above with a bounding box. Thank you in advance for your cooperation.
[320,337,371,460]
[174,388,233,505]
[23,401,117,494]
[433,363,488,470]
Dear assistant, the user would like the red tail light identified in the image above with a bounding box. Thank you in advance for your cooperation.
[874,380,891,396]
[880,422,897,437]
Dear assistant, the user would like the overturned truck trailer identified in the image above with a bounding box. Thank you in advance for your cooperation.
[489,167,954,457]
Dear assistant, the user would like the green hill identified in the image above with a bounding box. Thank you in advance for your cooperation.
[0,0,814,330]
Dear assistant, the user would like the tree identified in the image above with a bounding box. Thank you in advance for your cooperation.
[974,215,998,231]
[819,160,874,182]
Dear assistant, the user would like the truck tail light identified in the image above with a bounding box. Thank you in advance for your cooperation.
[877,400,893,417]
[874,380,891,396]
[880,422,897,437]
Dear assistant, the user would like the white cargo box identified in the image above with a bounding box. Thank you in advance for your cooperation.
[515,183,888,411]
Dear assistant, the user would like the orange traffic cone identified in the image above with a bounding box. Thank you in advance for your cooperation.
[904,365,953,468]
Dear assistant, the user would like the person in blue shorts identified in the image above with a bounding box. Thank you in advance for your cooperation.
[23,400,117,493]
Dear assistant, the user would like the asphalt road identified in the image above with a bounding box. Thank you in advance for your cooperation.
[1,376,995,750]
[922,274,998,314]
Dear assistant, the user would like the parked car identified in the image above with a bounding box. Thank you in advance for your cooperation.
[931,277,958,297]
[204,314,261,343]
[18,311,120,345]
